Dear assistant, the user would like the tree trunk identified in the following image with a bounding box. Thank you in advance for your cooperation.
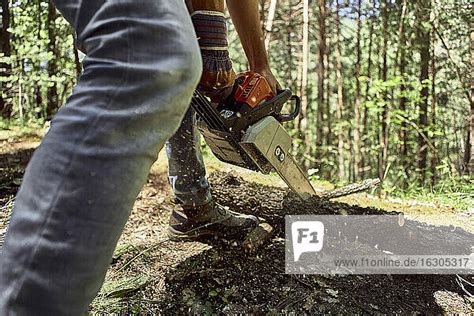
[299,0,310,166]
[35,0,43,116]
[416,0,431,183]
[430,16,437,185]
[285,0,295,91]
[47,0,59,119]
[295,50,303,144]
[361,8,374,178]
[335,0,345,181]
[259,0,266,32]
[379,0,389,181]
[353,0,362,181]
[465,5,474,175]
[325,9,332,153]
[0,0,12,118]
[316,0,326,162]
[264,0,277,50]
[395,0,410,184]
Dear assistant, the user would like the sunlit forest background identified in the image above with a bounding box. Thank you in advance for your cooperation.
[0,0,472,198]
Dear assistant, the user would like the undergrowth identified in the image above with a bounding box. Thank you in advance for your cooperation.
[390,175,473,211]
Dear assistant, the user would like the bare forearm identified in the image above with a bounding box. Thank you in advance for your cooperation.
[188,0,225,13]
[226,0,270,72]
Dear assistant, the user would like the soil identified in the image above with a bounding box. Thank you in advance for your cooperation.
[0,138,472,314]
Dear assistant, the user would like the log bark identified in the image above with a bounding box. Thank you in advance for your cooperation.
[320,178,381,200]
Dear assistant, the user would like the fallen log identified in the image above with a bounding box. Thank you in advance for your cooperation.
[320,178,381,200]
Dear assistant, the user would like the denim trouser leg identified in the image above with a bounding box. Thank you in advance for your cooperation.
[166,107,212,207]
[0,1,201,315]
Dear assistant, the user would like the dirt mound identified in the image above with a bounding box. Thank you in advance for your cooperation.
[155,172,473,314]
[0,148,472,314]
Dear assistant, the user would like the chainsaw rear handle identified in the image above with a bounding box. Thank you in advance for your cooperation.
[279,94,301,122]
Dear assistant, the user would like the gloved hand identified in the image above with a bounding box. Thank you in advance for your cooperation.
[191,10,235,102]
[200,50,236,102]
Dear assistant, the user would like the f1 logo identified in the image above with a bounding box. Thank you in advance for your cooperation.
[291,221,325,261]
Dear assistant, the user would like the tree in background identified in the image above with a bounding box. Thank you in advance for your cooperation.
[465,0,474,175]
[316,0,326,164]
[416,0,431,184]
[335,0,345,180]
[353,0,362,181]
[1,0,472,191]
[46,0,58,118]
[0,0,12,118]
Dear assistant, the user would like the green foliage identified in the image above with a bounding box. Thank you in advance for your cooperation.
[391,174,473,211]
[1,0,471,198]
[2,0,78,121]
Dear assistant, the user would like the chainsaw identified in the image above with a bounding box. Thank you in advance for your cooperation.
[191,71,318,200]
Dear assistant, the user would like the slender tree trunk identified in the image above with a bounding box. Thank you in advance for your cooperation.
[35,0,43,115]
[264,0,277,50]
[286,0,294,90]
[0,0,12,118]
[294,0,303,156]
[416,0,431,183]
[379,0,389,181]
[325,10,332,151]
[295,51,303,141]
[335,0,345,180]
[299,0,310,166]
[259,0,266,32]
[397,0,409,181]
[316,0,326,162]
[465,5,474,175]
[47,0,59,119]
[375,5,383,179]
[353,0,362,181]
[430,18,437,185]
[361,10,374,178]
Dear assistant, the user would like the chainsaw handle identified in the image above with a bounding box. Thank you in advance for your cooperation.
[279,95,301,122]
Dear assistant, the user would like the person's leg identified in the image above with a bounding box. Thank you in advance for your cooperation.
[166,0,228,208]
[166,108,212,207]
[0,0,201,314]
[166,0,258,241]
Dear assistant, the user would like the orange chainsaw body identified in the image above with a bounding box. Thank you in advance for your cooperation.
[233,72,275,108]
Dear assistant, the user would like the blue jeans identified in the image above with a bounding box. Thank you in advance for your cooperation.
[166,108,212,207]
[0,0,202,314]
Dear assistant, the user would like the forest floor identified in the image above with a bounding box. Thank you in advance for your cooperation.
[0,128,473,314]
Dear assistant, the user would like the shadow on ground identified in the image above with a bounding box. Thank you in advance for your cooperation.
[0,148,34,196]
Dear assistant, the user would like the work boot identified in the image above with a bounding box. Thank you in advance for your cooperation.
[168,200,259,241]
